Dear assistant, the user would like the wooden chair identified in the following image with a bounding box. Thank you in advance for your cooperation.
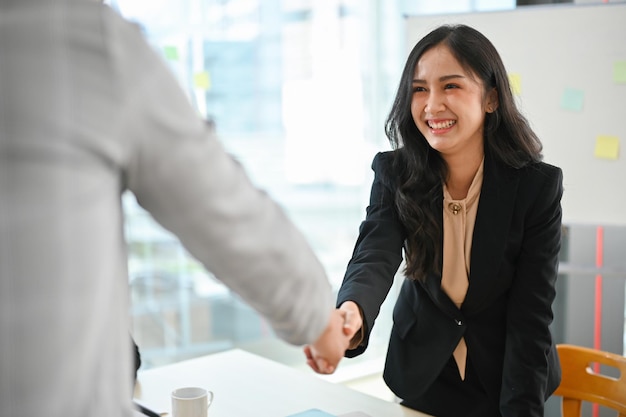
[554,344,626,417]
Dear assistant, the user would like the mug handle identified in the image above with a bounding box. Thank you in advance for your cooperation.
[207,390,214,409]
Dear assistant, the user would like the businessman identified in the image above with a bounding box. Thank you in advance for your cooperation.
[0,1,349,416]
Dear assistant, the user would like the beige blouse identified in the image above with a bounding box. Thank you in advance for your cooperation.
[441,159,484,380]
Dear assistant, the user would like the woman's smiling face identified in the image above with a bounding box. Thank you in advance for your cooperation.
[410,43,497,160]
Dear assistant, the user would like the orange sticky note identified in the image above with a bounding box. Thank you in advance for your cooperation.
[594,135,620,160]
[508,73,522,96]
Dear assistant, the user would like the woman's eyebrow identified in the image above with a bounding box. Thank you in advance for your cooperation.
[412,74,465,83]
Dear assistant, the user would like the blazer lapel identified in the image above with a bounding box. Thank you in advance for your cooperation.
[420,187,463,321]
[463,151,519,314]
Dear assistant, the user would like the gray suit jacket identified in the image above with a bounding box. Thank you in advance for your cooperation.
[337,150,563,417]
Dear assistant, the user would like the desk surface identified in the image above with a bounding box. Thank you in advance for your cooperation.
[135,349,430,417]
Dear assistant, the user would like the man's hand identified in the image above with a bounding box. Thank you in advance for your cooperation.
[303,301,364,374]
[303,309,349,374]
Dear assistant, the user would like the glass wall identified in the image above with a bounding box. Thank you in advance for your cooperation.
[109,0,625,375]
[115,0,404,369]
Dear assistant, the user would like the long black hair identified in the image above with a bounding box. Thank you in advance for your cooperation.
[384,24,543,282]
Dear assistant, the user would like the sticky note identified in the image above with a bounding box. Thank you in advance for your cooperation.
[560,88,584,112]
[614,61,626,84]
[163,46,179,61]
[594,135,620,160]
[193,71,211,90]
[508,73,522,96]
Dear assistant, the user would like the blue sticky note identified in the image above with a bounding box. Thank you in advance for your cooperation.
[286,409,336,417]
[560,88,584,112]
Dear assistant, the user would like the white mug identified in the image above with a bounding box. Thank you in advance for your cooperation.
[171,387,214,417]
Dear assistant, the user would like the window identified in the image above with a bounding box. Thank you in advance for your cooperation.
[115,0,396,370]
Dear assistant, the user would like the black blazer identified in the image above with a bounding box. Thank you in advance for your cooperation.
[337,150,563,417]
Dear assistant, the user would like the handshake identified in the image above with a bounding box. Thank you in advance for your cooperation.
[303,301,363,375]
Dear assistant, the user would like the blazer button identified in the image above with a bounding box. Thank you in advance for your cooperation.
[455,319,463,326]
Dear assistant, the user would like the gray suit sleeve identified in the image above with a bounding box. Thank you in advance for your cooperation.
[117,22,333,346]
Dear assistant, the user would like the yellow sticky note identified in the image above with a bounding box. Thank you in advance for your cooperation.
[163,46,179,61]
[594,135,620,160]
[193,71,211,90]
[614,61,626,84]
[508,73,522,96]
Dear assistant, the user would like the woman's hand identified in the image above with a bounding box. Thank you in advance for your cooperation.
[338,301,364,349]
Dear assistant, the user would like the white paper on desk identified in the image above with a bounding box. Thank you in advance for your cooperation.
[286,409,335,417]
[338,413,373,417]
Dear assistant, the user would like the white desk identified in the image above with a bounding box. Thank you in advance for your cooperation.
[135,349,431,417]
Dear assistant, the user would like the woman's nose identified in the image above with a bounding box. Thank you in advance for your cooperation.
[424,92,445,114]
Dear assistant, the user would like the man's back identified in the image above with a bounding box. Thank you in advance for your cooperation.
[0,3,333,416]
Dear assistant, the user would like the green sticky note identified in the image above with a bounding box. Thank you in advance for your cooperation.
[614,61,626,84]
[193,71,211,90]
[594,135,620,160]
[163,46,179,61]
[508,73,522,96]
[560,88,584,112]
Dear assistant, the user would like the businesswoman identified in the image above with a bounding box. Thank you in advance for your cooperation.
[307,24,563,417]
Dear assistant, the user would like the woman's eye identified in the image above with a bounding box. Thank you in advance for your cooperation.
[445,84,459,89]
[413,86,426,92]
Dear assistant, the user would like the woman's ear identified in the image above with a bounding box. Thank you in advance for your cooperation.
[486,88,499,113]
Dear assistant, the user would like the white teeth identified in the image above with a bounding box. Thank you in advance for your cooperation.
[428,120,456,129]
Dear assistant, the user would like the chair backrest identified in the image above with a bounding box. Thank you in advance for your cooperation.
[554,344,626,417]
